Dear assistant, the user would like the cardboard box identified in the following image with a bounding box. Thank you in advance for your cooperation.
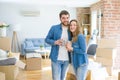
[66,72,76,80]
[26,53,41,58]
[95,57,114,66]
[0,60,26,80]
[0,61,25,80]
[86,70,92,80]
[96,48,117,59]
[106,76,117,80]
[0,65,19,80]
[105,66,114,76]
[0,37,11,51]
[10,53,26,69]
[15,60,26,69]
[118,72,120,80]
[0,53,26,80]
[0,38,26,80]
[8,52,20,60]
[0,72,5,80]
[68,64,75,74]
[86,68,108,80]
[97,39,116,48]
[26,57,42,70]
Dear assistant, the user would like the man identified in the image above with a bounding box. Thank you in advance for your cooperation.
[45,10,71,80]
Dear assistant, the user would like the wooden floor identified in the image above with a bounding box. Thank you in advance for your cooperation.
[15,56,118,80]
[16,57,52,80]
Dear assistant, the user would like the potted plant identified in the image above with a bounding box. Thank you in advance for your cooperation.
[40,45,44,50]
[0,22,9,37]
[0,22,9,28]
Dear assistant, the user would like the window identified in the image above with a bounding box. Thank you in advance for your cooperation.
[91,10,97,35]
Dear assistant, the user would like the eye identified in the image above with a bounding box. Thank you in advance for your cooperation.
[74,24,77,26]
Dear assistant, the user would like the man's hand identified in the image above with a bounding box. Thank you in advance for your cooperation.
[54,39,63,46]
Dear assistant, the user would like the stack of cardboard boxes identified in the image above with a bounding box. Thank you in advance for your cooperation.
[0,52,26,80]
[0,37,26,80]
[95,39,117,76]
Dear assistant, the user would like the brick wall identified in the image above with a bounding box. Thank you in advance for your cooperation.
[77,0,120,70]
[91,0,120,70]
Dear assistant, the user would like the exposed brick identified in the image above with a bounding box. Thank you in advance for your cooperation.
[91,0,120,70]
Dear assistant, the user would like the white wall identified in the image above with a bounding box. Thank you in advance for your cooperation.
[0,3,76,42]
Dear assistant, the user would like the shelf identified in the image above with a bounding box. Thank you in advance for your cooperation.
[86,35,91,44]
[82,24,91,26]
[81,13,91,35]
[77,8,91,44]
[82,13,90,24]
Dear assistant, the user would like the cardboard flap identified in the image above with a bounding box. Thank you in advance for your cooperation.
[15,60,26,69]
[97,39,116,48]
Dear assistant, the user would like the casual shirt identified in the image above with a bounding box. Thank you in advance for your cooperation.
[45,24,72,62]
[58,27,68,61]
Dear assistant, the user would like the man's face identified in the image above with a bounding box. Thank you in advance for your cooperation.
[60,14,70,26]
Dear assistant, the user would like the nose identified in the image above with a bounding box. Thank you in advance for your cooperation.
[64,18,69,21]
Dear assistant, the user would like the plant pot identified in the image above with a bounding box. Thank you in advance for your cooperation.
[40,47,44,50]
[0,27,6,37]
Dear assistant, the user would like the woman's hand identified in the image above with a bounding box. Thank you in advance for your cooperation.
[66,41,73,52]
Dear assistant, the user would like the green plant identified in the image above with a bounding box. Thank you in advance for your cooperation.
[40,45,44,49]
[0,22,9,28]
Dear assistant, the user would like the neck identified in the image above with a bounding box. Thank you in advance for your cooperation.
[62,25,68,29]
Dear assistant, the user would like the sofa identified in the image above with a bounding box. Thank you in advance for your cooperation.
[21,38,51,55]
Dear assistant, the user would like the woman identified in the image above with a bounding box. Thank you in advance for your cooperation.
[66,19,88,80]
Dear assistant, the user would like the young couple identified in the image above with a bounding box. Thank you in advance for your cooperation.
[45,10,88,80]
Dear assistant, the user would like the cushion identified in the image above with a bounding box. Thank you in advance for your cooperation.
[87,44,97,56]
[25,47,40,52]
[25,41,34,48]
[0,49,8,58]
[0,58,16,66]
[33,40,41,47]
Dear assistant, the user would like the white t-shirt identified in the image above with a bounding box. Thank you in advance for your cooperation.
[57,27,69,61]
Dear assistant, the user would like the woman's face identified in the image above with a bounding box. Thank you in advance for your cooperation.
[70,21,77,33]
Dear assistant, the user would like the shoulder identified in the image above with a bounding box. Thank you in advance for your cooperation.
[77,34,86,45]
[49,24,61,32]
[78,34,85,39]
[77,34,86,41]
[51,24,61,29]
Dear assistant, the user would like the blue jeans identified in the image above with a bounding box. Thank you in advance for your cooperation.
[74,65,88,80]
[51,60,69,80]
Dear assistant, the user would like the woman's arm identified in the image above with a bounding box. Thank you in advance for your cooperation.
[73,34,87,54]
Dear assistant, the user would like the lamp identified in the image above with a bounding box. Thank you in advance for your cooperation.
[11,24,21,52]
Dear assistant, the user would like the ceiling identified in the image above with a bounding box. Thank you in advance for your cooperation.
[0,0,100,7]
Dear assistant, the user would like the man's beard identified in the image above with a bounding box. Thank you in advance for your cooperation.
[61,22,69,26]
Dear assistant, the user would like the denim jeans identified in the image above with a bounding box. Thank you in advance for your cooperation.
[74,65,88,80]
[51,60,69,80]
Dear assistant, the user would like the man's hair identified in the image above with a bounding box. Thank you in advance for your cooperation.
[59,10,70,18]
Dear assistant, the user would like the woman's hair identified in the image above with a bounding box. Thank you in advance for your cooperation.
[69,19,82,42]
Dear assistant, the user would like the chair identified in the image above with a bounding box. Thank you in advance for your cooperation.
[87,44,97,56]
